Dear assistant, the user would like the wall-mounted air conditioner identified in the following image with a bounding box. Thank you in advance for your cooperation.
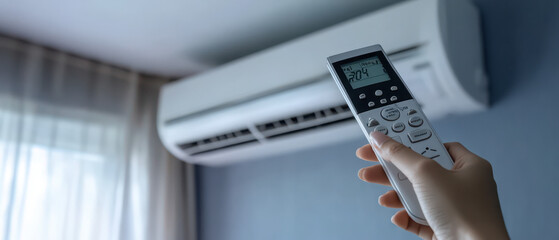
[157,0,488,165]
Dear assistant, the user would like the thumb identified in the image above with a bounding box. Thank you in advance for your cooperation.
[370,131,444,182]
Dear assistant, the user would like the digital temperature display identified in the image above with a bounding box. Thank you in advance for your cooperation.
[341,56,391,89]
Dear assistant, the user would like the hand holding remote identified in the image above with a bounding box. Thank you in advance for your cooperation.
[357,132,509,240]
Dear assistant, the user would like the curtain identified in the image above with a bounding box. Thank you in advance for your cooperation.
[0,36,197,240]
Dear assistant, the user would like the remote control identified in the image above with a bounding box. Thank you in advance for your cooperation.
[326,44,454,225]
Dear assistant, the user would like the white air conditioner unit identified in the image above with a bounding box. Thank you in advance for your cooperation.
[157,0,488,165]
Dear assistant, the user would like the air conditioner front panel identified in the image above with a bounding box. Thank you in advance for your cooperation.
[158,0,430,123]
[157,0,488,165]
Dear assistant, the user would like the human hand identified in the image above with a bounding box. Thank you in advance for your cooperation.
[356,132,509,240]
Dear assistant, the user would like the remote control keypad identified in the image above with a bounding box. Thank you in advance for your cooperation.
[358,100,454,198]
[363,104,433,146]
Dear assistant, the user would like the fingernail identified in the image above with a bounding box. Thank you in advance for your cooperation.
[358,168,365,179]
[378,195,383,206]
[370,131,390,147]
[390,214,397,224]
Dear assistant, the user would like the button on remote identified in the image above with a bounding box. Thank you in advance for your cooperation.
[408,116,423,127]
[407,109,417,115]
[374,125,388,134]
[381,107,400,121]
[380,98,387,104]
[359,93,366,99]
[390,96,397,102]
[390,86,398,91]
[375,90,383,96]
[408,129,432,143]
[368,101,375,107]
[392,122,405,132]
[367,118,380,127]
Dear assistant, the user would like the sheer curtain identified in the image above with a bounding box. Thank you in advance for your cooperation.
[0,36,196,240]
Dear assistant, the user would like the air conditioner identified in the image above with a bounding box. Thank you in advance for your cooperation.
[157,0,488,165]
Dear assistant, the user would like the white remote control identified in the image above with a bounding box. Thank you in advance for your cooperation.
[327,44,454,225]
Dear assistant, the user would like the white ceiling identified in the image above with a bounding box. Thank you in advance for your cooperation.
[0,0,401,77]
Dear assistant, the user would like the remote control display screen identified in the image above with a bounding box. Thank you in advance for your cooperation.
[341,56,391,89]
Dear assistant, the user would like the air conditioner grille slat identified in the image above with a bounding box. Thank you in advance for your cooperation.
[255,103,354,139]
[266,116,353,140]
[175,104,356,157]
[189,138,259,156]
[177,128,256,153]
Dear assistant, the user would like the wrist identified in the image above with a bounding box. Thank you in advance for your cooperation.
[458,220,509,240]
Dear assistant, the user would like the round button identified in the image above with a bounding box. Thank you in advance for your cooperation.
[375,90,383,96]
[390,96,397,102]
[392,122,405,132]
[359,93,366,99]
[380,98,387,104]
[381,107,400,121]
[390,86,398,91]
[408,116,424,127]
[374,125,388,134]
[368,101,375,107]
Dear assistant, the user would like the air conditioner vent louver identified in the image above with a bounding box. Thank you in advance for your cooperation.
[177,128,257,156]
[177,104,355,157]
[256,104,354,139]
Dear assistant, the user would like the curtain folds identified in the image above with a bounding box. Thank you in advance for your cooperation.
[0,36,196,240]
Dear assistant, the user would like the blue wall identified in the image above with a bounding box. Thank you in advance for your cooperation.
[197,1,559,239]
